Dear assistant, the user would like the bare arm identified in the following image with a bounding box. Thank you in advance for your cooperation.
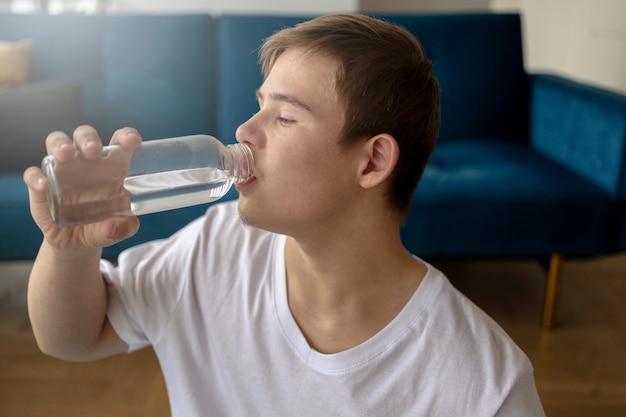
[27,242,127,361]
[24,126,141,361]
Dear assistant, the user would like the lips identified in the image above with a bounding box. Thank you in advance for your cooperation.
[235,175,257,190]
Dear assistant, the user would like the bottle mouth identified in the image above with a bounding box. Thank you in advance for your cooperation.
[229,143,255,183]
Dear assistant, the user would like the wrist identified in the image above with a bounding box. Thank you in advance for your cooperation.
[41,238,103,262]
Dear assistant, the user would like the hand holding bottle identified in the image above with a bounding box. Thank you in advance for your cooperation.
[23,126,143,249]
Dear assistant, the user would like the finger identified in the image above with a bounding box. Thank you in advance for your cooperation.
[23,166,48,195]
[23,168,52,226]
[45,131,76,162]
[73,125,103,159]
[110,127,142,149]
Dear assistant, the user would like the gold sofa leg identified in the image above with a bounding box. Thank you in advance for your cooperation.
[543,253,564,329]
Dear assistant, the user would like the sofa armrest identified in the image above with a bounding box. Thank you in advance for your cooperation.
[0,80,82,173]
[529,73,626,198]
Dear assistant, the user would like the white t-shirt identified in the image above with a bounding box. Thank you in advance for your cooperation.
[101,201,545,417]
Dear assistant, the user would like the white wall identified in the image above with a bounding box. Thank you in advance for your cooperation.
[492,0,626,94]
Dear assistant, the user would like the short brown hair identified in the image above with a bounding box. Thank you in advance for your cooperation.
[260,14,441,219]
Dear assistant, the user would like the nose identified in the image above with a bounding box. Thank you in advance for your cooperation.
[235,113,259,146]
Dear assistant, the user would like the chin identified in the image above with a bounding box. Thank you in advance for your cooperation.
[236,198,291,235]
[236,196,258,228]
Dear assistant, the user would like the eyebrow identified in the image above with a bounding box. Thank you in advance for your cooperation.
[256,89,313,113]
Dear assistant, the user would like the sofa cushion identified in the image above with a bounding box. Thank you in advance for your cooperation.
[0,172,43,258]
[0,39,32,84]
[402,139,616,257]
[0,171,238,259]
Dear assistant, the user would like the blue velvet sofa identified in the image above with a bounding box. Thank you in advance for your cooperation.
[1,13,626,326]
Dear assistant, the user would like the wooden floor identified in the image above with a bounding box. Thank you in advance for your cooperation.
[1,253,625,416]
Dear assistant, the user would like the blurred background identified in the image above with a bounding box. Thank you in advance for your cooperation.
[1,1,625,416]
[2,0,625,95]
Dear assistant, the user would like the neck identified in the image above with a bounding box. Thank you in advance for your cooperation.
[284,209,426,353]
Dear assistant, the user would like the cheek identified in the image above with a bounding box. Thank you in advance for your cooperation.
[267,141,318,177]
[263,130,353,199]
[285,152,354,205]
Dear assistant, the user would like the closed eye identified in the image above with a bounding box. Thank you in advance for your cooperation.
[278,117,296,126]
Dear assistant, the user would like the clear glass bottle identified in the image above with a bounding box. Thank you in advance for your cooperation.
[42,134,254,227]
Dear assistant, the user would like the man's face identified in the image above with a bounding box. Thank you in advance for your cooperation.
[235,48,362,236]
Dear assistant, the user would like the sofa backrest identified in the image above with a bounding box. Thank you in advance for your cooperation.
[215,15,311,143]
[1,13,528,146]
[0,14,216,142]
[215,13,529,145]
[383,14,529,144]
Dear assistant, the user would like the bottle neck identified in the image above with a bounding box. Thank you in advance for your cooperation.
[225,143,254,183]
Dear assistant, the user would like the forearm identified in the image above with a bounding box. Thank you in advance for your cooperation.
[27,239,112,360]
[23,126,140,361]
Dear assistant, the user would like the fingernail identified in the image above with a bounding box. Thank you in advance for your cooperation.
[124,130,141,145]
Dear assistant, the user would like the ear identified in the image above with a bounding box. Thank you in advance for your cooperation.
[357,134,399,189]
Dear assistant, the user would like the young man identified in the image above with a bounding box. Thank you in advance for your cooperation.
[24,14,545,416]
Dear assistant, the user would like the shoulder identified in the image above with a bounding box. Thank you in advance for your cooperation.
[426,265,531,368]
[413,264,537,408]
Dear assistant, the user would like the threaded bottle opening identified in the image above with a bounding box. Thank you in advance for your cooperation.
[226,143,254,183]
